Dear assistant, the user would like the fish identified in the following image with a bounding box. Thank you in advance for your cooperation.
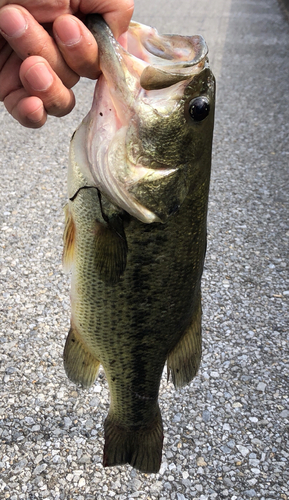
[62,14,215,473]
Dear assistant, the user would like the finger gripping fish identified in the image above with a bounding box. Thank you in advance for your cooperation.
[63,14,215,473]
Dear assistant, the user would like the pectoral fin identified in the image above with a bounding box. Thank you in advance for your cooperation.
[94,215,128,285]
[167,294,202,388]
[63,325,100,388]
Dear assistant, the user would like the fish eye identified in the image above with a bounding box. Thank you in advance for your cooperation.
[188,96,210,122]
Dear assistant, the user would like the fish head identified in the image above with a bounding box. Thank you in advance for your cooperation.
[71,16,215,223]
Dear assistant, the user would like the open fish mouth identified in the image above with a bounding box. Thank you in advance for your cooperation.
[69,16,212,223]
[87,15,208,91]
[126,20,208,90]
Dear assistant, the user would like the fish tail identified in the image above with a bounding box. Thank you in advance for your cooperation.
[167,294,202,388]
[63,325,100,388]
[103,407,163,473]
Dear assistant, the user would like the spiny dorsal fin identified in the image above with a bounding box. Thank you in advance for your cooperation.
[62,204,76,273]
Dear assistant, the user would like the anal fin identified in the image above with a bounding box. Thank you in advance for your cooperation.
[63,326,100,388]
[167,295,202,388]
[103,407,163,473]
[62,204,76,273]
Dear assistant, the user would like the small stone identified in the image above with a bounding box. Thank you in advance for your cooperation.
[24,417,35,425]
[13,459,28,472]
[85,419,94,430]
[64,417,72,427]
[131,479,142,490]
[159,462,168,474]
[34,454,43,464]
[256,382,266,391]
[89,398,99,407]
[33,464,47,475]
[245,490,256,498]
[237,445,250,457]
[221,446,232,454]
[78,477,85,487]
[249,459,260,466]
[79,454,91,464]
[202,410,211,422]
[177,494,187,500]
[196,457,207,467]
[258,419,269,426]
[280,410,289,418]
[226,440,235,449]
[224,477,234,487]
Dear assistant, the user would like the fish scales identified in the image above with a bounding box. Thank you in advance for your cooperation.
[63,15,215,473]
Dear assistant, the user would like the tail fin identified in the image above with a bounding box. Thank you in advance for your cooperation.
[63,326,100,388]
[103,407,163,473]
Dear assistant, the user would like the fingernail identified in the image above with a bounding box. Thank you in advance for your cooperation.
[27,105,45,124]
[0,7,27,37]
[54,18,81,46]
[24,63,53,91]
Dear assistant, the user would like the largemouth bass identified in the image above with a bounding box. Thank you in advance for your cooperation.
[63,14,215,473]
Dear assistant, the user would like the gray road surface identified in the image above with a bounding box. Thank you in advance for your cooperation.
[0,0,288,498]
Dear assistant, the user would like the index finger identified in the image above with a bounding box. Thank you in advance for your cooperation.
[99,0,134,38]
[0,1,134,36]
[76,0,134,39]
[0,0,73,23]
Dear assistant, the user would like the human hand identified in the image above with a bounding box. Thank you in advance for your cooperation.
[0,1,134,127]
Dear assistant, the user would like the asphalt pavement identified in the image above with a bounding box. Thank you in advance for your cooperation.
[0,0,288,498]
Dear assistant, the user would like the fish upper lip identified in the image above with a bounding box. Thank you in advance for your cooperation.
[88,15,209,101]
